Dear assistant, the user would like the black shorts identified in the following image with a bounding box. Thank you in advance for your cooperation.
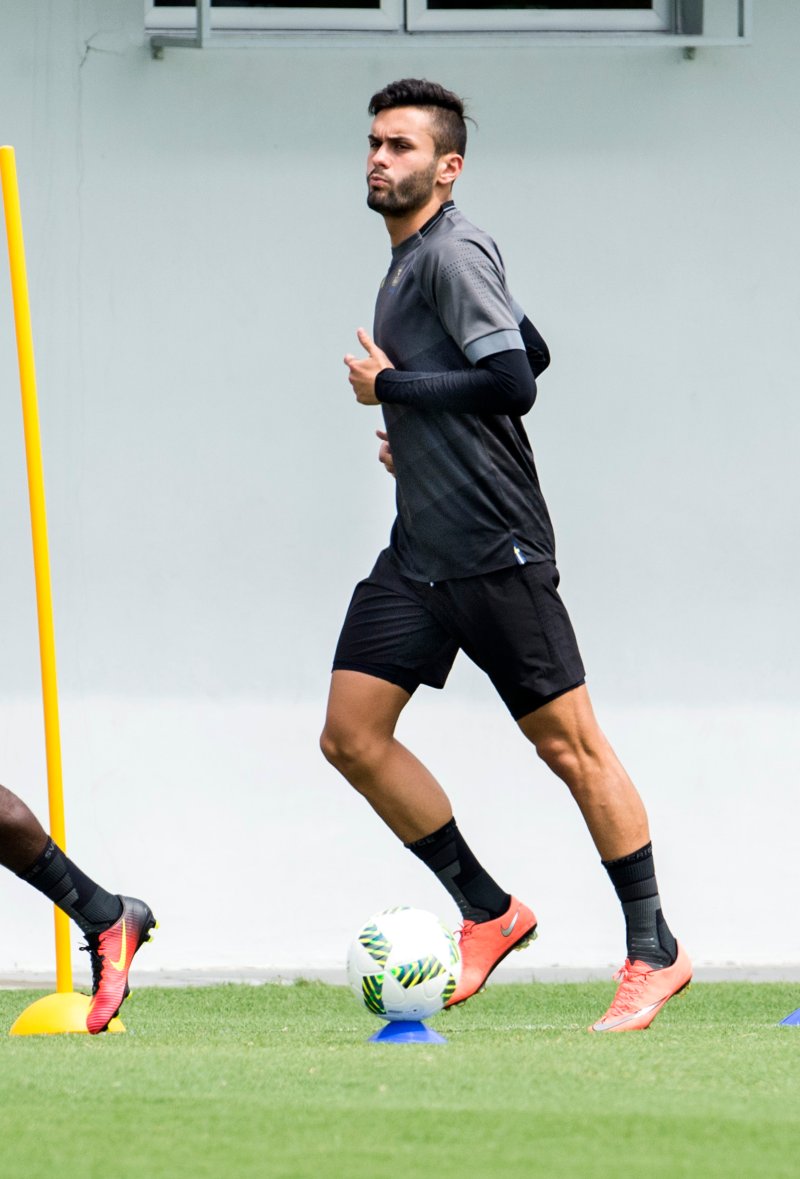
[332,550,585,721]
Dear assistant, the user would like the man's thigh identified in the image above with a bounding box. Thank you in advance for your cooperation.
[437,562,586,720]
[332,552,459,696]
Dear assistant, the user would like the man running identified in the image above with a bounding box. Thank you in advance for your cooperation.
[321,78,691,1032]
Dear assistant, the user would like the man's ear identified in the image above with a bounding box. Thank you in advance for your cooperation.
[437,152,464,187]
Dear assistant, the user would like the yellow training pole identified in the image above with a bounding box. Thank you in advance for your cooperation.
[1,146,122,1034]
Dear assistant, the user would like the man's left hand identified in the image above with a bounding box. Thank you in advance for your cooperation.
[344,328,393,405]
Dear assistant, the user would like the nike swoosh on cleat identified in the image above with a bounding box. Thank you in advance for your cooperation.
[593,999,663,1031]
[500,911,519,937]
[110,919,128,972]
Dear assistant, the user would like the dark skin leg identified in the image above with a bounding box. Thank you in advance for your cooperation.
[0,783,49,874]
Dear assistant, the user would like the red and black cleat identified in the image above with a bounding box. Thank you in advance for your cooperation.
[82,896,157,1034]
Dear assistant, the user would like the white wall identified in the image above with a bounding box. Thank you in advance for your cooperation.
[0,0,798,980]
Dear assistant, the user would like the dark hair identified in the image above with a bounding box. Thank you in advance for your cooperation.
[368,78,468,157]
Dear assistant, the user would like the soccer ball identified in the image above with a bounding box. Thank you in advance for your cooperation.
[347,906,461,1022]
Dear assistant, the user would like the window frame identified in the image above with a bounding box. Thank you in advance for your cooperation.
[405,1,674,34]
[146,0,754,50]
[146,0,403,33]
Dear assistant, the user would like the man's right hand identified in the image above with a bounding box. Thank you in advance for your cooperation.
[376,429,395,478]
[344,328,393,405]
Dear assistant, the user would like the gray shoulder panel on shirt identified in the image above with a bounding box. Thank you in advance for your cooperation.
[465,328,525,365]
[416,217,520,360]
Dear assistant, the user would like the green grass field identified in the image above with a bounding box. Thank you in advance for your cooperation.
[1,982,798,1179]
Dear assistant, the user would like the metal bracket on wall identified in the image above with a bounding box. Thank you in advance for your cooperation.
[151,0,210,58]
[150,0,753,60]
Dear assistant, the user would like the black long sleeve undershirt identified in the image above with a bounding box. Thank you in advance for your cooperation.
[520,314,550,378]
[375,314,550,416]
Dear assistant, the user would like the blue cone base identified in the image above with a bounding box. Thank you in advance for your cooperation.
[780,1008,800,1026]
[369,1020,447,1044]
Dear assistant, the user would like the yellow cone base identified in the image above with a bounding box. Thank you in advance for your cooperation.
[9,991,125,1036]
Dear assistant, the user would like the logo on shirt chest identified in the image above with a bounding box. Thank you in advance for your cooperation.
[380,263,407,294]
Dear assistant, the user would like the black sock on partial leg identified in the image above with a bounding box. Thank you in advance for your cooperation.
[16,837,123,934]
[406,817,511,923]
[603,841,678,968]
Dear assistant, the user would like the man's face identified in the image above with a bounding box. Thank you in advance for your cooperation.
[366,107,440,217]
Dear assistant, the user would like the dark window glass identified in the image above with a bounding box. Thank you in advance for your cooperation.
[426,2,651,9]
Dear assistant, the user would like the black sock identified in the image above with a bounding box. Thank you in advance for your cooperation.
[17,838,123,934]
[406,818,511,923]
[603,842,677,968]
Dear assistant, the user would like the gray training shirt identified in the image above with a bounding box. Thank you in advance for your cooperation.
[373,201,556,582]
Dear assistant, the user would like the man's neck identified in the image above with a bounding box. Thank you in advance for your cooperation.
[383,191,450,248]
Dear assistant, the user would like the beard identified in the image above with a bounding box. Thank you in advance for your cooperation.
[367,160,439,216]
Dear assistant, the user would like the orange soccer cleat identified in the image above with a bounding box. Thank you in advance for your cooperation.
[445,896,538,1008]
[589,943,692,1033]
[82,895,157,1034]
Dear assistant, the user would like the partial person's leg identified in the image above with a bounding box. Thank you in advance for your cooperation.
[1,783,123,930]
[518,687,691,1030]
[0,782,156,1033]
[0,783,49,868]
[320,671,536,1000]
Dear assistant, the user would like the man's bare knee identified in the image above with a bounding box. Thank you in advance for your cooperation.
[319,723,386,779]
[319,724,346,770]
[534,734,582,781]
